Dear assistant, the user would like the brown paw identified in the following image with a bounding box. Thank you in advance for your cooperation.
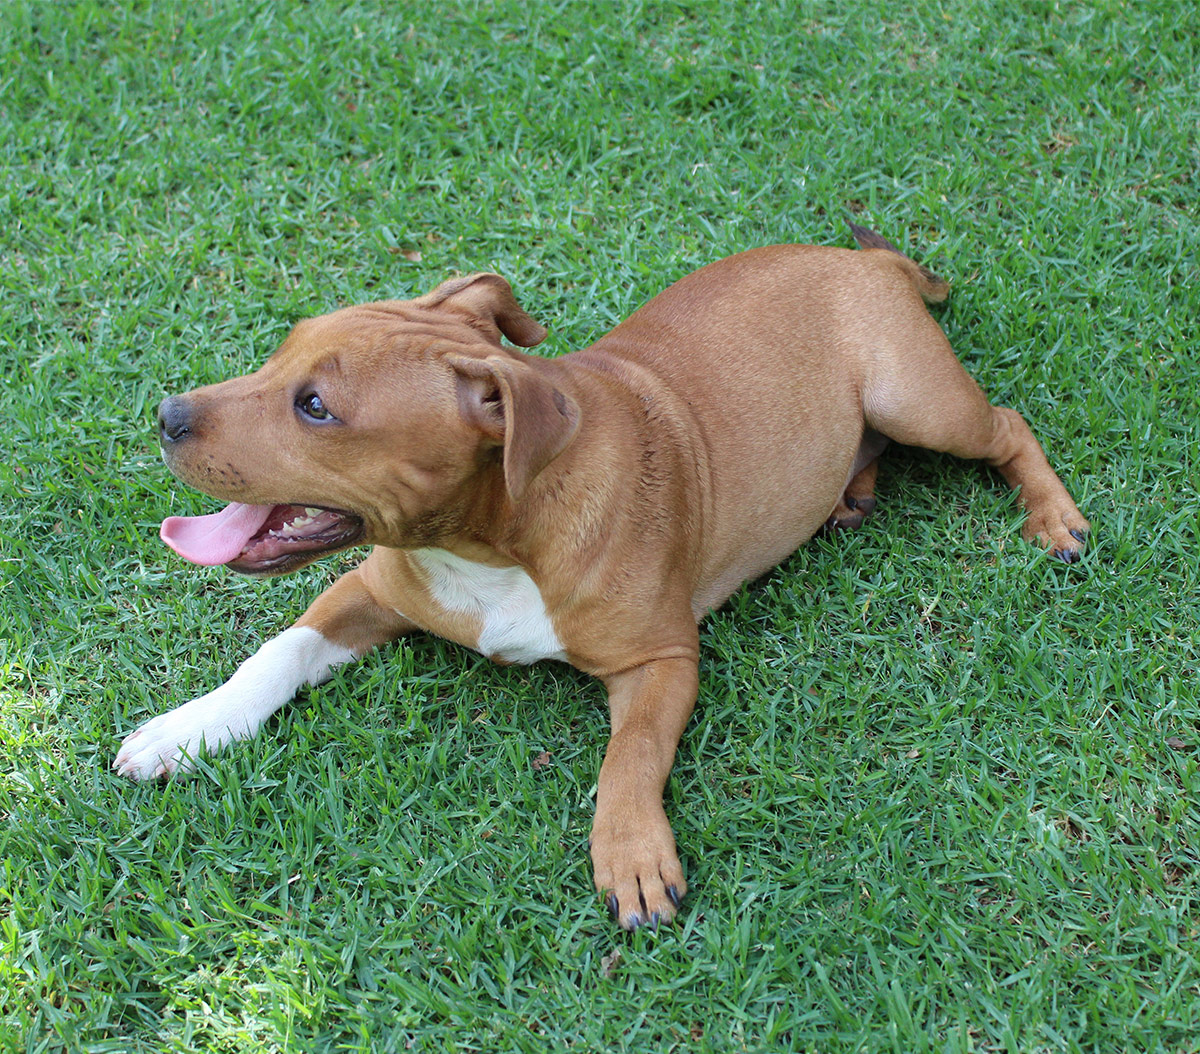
[591,804,686,930]
[825,492,877,532]
[1021,508,1091,563]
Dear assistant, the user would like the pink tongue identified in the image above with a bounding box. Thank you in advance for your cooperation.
[160,502,276,566]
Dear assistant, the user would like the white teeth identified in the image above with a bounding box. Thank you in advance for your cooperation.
[264,509,326,543]
[269,517,313,540]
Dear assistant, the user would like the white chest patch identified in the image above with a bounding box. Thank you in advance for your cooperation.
[411,548,567,665]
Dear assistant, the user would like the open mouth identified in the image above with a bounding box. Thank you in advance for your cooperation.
[160,501,364,575]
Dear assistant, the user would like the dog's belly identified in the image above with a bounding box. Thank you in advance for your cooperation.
[691,401,863,615]
[691,473,851,616]
[406,548,568,665]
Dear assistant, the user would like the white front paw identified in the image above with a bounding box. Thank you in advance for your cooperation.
[113,626,355,781]
[113,695,250,780]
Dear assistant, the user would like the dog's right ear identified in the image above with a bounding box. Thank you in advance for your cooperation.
[445,352,580,501]
[417,273,548,348]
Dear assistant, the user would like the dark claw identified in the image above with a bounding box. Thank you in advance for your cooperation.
[606,893,619,920]
[626,911,643,929]
[649,911,661,930]
[1069,528,1087,543]
[1052,547,1081,564]
[667,884,682,908]
[843,494,859,510]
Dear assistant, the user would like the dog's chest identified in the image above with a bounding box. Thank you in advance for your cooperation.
[409,549,567,665]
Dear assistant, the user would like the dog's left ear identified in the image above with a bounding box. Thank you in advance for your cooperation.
[418,273,548,348]
[447,353,580,500]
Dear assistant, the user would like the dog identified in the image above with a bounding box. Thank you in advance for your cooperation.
[115,224,1089,929]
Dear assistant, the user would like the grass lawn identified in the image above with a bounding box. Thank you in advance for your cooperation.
[2,1,1198,1050]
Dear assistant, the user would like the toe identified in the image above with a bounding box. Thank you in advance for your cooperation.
[1022,508,1091,562]
[591,809,687,930]
[825,510,865,531]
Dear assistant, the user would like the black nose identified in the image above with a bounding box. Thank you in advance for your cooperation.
[158,396,194,444]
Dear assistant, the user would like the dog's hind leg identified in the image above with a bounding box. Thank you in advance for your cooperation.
[863,309,1089,561]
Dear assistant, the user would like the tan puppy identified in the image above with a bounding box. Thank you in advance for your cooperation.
[115,225,1089,929]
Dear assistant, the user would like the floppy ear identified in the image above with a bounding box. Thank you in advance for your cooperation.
[417,273,548,348]
[447,353,580,500]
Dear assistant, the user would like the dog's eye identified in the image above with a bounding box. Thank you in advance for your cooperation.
[298,392,335,422]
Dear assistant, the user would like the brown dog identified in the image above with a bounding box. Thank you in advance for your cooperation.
[115,224,1088,929]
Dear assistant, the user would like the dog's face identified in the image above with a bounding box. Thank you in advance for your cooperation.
[156,274,579,575]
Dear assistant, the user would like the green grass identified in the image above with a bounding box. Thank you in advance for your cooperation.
[2,0,1198,1050]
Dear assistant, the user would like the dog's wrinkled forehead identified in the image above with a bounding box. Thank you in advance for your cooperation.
[258,274,545,379]
[269,303,466,366]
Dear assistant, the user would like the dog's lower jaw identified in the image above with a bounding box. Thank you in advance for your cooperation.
[114,627,356,779]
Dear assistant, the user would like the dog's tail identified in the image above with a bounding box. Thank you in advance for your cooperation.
[847,221,950,304]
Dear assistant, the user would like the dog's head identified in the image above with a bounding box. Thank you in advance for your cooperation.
[157,273,580,575]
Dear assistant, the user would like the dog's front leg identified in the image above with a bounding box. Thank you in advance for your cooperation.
[114,566,413,780]
[590,656,699,930]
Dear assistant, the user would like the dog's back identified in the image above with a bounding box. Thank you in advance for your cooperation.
[571,239,952,610]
